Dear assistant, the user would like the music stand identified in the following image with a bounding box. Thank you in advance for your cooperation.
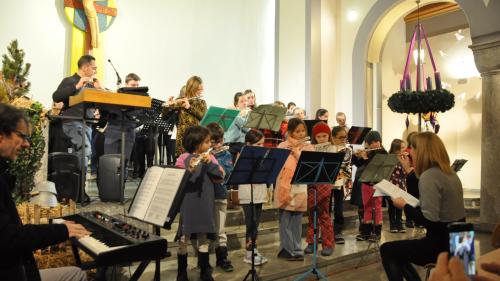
[347,126,372,145]
[200,106,240,131]
[290,151,345,281]
[451,159,467,172]
[225,146,290,281]
[138,99,176,165]
[244,104,286,132]
[303,120,323,138]
[356,153,398,268]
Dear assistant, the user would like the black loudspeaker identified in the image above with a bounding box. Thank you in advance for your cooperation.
[48,152,82,202]
[97,154,122,202]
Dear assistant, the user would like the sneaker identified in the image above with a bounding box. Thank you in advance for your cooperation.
[288,254,304,261]
[277,249,293,260]
[334,233,345,244]
[390,224,398,233]
[321,247,334,256]
[304,244,314,254]
[397,225,406,233]
[243,250,268,265]
[356,233,370,241]
[405,220,414,228]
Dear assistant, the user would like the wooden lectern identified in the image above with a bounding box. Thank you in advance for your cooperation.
[69,88,152,204]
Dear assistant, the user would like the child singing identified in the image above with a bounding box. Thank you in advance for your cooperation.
[304,122,335,256]
[175,126,224,281]
[239,129,269,265]
[275,118,314,261]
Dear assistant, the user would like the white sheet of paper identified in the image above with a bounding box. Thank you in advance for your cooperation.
[374,179,420,207]
[128,166,164,221]
[144,168,185,226]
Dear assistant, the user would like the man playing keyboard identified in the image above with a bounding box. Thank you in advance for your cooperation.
[0,103,90,281]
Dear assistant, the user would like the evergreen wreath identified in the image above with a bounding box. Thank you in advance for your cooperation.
[387,89,455,114]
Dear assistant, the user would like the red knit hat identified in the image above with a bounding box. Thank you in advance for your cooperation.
[312,122,331,137]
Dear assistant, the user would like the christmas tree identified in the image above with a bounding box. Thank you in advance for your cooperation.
[0,39,31,101]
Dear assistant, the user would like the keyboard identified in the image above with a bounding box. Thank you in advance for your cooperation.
[62,211,167,267]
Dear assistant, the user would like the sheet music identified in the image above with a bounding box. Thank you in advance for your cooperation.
[143,167,186,226]
[128,166,164,220]
[374,179,420,207]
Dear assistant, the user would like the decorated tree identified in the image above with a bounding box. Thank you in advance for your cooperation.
[0,40,46,202]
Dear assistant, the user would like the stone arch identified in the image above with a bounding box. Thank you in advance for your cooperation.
[352,0,500,225]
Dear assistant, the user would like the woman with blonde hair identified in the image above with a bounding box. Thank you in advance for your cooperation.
[163,76,207,156]
[380,132,465,281]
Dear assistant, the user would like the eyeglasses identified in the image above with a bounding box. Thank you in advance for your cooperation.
[13,130,30,141]
[335,135,347,140]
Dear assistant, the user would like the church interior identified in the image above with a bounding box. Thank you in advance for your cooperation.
[0,0,499,281]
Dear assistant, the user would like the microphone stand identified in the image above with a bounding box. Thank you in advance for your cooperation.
[108,59,122,88]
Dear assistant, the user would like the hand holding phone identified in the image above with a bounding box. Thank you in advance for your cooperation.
[448,222,476,277]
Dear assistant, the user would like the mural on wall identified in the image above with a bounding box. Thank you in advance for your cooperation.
[63,0,117,78]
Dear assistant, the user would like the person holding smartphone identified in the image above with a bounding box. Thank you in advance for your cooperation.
[380,132,466,281]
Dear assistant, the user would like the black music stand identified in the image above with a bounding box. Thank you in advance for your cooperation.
[303,120,323,137]
[127,165,191,281]
[451,159,467,172]
[244,104,286,132]
[356,153,399,268]
[225,146,290,281]
[138,99,176,165]
[290,151,345,281]
[347,126,372,145]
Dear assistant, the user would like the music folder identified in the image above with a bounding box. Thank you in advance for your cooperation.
[360,154,399,184]
[128,166,190,229]
[225,146,290,185]
[244,104,287,132]
[451,159,467,172]
[200,106,240,132]
[291,151,345,185]
[347,126,372,145]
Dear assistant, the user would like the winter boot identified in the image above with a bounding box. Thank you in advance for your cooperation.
[215,246,234,272]
[177,254,189,281]
[199,252,214,281]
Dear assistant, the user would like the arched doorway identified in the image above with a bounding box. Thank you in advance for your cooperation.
[352,0,500,225]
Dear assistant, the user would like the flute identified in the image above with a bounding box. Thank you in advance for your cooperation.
[211,145,230,155]
[163,96,204,107]
[191,148,213,167]
[288,136,311,148]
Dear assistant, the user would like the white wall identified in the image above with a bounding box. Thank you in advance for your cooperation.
[277,0,306,109]
[381,22,482,190]
[0,0,275,108]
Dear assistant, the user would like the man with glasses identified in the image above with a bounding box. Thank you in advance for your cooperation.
[0,103,89,281]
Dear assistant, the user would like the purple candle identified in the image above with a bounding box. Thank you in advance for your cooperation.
[400,79,405,91]
[435,71,442,90]
[405,75,412,91]
[426,76,432,90]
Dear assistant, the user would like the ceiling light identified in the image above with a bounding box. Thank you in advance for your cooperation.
[347,10,358,22]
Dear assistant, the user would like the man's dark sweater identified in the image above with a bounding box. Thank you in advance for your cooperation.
[0,159,69,281]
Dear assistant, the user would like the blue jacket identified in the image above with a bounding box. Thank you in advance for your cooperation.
[213,151,233,199]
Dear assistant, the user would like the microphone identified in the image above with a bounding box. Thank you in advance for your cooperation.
[107,59,122,87]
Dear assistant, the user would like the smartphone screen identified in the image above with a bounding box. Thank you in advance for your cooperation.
[448,223,476,276]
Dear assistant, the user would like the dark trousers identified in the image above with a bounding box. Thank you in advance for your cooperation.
[387,198,403,227]
[380,234,448,281]
[167,139,176,165]
[242,203,263,249]
[133,136,154,177]
[330,187,345,231]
